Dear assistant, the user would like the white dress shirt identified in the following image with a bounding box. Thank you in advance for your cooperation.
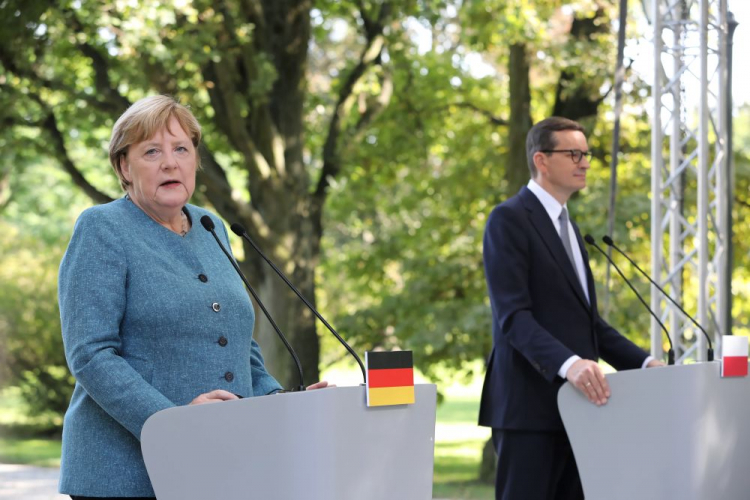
[526,180,589,303]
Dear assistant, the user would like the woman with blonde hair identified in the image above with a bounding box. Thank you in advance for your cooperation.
[58,95,327,499]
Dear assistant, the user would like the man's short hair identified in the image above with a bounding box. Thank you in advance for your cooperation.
[525,117,585,178]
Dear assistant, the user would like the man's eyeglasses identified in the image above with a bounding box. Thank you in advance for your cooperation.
[540,149,593,163]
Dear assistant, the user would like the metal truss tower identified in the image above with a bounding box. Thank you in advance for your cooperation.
[650,0,731,363]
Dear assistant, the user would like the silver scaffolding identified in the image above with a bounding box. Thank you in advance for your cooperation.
[650,0,731,363]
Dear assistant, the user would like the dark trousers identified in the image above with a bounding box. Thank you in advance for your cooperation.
[492,429,584,500]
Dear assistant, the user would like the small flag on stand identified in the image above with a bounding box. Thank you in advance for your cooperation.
[366,351,415,407]
[721,335,749,378]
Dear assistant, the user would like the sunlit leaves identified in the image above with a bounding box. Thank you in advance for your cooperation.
[3,0,749,402]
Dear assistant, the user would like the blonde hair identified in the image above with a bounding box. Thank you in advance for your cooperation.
[109,95,202,190]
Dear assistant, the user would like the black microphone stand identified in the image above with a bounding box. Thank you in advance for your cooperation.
[200,216,305,391]
[602,235,714,362]
[230,223,367,385]
[584,235,674,365]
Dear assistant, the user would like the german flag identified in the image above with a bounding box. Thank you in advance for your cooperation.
[366,351,415,407]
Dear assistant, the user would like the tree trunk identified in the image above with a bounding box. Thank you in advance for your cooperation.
[506,42,532,195]
[224,0,320,389]
[479,40,533,482]
[239,215,321,389]
[552,8,609,121]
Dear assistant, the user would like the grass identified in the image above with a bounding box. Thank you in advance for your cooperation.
[0,438,61,467]
[0,386,62,434]
[0,387,62,467]
[0,370,496,499]
[430,371,495,500]
[432,397,493,499]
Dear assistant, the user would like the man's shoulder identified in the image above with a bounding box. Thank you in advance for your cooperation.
[488,189,528,219]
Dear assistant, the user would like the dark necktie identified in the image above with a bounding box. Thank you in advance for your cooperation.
[559,208,577,270]
[559,208,588,303]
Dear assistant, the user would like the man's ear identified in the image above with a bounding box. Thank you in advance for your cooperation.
[533,151,548,177]
[120,155,131,183]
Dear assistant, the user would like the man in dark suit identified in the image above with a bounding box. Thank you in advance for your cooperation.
[479,117,663,500]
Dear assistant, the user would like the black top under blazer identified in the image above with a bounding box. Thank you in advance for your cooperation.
[478,186,648,431]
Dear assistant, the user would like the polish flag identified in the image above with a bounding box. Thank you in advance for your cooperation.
[721,335,748,378]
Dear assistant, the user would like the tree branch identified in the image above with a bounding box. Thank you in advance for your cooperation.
[0,45,112,113]
[1,80,113,205]
[451,102,508,126]
[599,57,635,102]
[195,2,281,188]
[204,59,275,182]
[350,66,394,138]
[735,195,750,211]
[64,9,131,112]
[314,1,391,201]
[238,0,267,38]
[1,114,47,129]
[42,111,114,205]
[195,145,270,242]
[0,166,12,212]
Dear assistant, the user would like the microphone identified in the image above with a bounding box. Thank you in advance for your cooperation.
[230,222,367,384]
[584,234,675,365]
[200,216,306,391]
[602,235,714,362]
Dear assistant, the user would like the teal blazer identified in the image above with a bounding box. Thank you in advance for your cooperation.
[58,198,282,497]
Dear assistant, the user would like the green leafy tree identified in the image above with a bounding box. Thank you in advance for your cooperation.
[319,0,661,482]
[0,0,410,387]
[730,104,750,337]
[0,161,92,426]
[5,4,740,470]
[320,0,643,380]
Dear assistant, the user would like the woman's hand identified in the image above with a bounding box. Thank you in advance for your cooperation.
[306,381,335,391]
[189,389,239,405]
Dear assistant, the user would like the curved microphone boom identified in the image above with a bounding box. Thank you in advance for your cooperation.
[200,216,305,391]
[602,235,714,362]
[230,222,367,384]
[584,234,675,365]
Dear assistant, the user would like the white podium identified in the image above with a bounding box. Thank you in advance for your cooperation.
[141,384,437,500]
[559,362,750,500]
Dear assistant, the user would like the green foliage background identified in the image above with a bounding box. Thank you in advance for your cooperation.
[1,0,748,436]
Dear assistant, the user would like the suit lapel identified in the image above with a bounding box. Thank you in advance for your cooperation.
[570,219,595,311]
[519,187,590,311]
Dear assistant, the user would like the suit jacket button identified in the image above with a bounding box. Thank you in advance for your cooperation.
[199,274,208,283]
[218,336,228,347]
[224,371,234,382]
[212,302,221,312]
